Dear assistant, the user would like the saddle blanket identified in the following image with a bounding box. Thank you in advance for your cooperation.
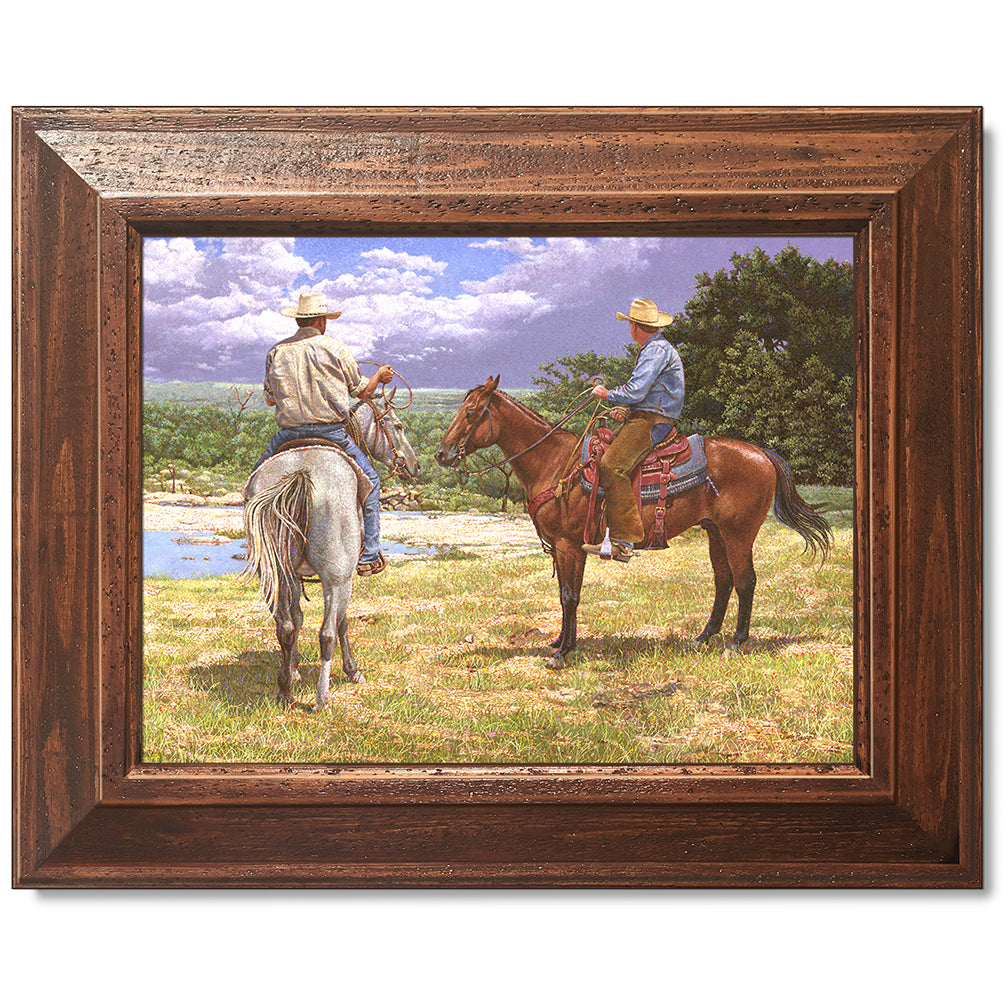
[579,430,709,503]
[245,438,372,509]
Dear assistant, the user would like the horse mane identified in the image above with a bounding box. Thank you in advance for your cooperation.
[463,385,553,431]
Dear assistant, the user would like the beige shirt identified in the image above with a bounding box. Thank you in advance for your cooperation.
[263,327,368,428]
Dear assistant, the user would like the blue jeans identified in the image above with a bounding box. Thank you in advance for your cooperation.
[255,423,382,563]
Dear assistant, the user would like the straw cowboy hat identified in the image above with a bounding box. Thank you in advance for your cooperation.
[616,297,673,328]
[280,291,342,320]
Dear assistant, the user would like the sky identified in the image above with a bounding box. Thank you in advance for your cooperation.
[143,234,853,390]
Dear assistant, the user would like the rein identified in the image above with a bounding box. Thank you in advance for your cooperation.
[456,388,600,482]
[350,398,411,478]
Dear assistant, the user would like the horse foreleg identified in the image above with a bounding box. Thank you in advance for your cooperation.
[274,580,303,705]
[546,541,586,668]
[695,523,734,645]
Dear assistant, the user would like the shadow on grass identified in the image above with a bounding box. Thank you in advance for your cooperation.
[458,631,808,666]
[187,650,317,713]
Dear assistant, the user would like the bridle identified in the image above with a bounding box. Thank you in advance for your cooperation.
[351,395,413,478]
[450,388,600,481]
[456,398,494,466]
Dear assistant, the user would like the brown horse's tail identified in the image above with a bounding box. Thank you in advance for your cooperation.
[763,449,833,562]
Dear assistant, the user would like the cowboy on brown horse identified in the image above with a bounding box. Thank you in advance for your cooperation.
[586,298,685,562]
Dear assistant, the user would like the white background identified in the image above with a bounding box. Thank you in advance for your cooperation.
[2,4,1002,1005]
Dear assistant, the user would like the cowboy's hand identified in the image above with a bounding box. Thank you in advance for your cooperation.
[608,407,627,422]
[376,365,395,384]
[590,383,608,400]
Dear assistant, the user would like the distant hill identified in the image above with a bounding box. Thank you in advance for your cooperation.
[143,381,267,408]
[143,381,532,414]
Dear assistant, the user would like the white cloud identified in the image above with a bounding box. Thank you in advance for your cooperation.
[143,237,319,380]
[142,235,680,383]
[359,247,447,274]
[462,237,662,302]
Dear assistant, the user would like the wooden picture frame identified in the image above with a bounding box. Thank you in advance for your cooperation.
[13,107,982,887]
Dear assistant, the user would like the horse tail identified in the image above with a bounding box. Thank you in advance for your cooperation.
[242,469,313,614]
[763,449,833,563]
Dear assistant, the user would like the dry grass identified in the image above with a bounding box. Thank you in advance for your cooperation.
[144,507,854,765]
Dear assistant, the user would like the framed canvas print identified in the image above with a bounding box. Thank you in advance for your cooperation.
[140,232,855,763]
[13,107,982,887]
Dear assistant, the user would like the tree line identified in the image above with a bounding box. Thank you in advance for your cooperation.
[527,245,854,486]
[143,391,521,510]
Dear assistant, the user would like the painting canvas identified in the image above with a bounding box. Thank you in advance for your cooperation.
[142,232,855,764]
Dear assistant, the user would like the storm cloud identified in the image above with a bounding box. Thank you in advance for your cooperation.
[143,235,852,388]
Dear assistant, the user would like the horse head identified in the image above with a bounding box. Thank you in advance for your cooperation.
[435,376,500,468]
[354,399,421,481]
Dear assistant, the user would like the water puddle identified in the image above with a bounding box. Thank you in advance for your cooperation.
[144,529,443,579]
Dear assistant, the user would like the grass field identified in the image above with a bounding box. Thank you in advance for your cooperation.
[143,489,854,765]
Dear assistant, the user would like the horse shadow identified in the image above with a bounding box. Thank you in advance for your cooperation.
[461,630,806,665]
[186,650,316,713]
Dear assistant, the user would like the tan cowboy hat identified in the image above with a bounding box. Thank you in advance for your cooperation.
[280,291,342,320]
[616,297,673,328]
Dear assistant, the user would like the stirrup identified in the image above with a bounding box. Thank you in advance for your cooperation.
[583,529,613,559]
[611,541,635,563]
[356,552,386,577]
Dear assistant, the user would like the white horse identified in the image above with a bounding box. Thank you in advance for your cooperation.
[243,397,419,710]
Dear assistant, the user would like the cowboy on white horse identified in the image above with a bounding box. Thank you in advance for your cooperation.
[255,291,395,576]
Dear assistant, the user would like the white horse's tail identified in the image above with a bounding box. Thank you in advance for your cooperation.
[242,469,313,615]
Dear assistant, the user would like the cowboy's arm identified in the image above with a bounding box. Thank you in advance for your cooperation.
[605,342,669,407]
[355,365,395,399]
[263,355,276,406]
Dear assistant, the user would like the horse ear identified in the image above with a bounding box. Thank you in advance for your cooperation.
[488,375,500,391]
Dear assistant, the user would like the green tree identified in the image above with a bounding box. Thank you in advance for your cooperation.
[670,245,853,424]
[710,334,854,485]
[527,347,639,429]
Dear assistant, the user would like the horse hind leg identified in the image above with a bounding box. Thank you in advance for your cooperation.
[275,579,303,705]
[316,577,362,712]
[722,529,758,650]
[695,523,734,646]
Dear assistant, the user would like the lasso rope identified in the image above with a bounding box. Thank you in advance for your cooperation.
[357,360,414,410]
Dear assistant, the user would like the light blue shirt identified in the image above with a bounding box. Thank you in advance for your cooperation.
[606,335,685,419]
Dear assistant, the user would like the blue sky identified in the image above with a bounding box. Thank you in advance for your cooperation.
[143,235,853,390]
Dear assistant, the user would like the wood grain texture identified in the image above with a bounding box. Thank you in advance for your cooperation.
[12,107,982,887]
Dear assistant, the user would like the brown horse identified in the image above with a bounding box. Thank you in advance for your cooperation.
[435,376,832,667]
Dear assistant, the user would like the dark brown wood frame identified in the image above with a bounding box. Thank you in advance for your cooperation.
[13,107,982,887]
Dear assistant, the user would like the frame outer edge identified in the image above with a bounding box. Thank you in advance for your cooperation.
[11,107,983,887]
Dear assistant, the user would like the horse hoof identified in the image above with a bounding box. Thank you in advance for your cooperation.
[312,699,329,713]
[276,692,294,708]
[346,670,366,684]
[545,653,567,670]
